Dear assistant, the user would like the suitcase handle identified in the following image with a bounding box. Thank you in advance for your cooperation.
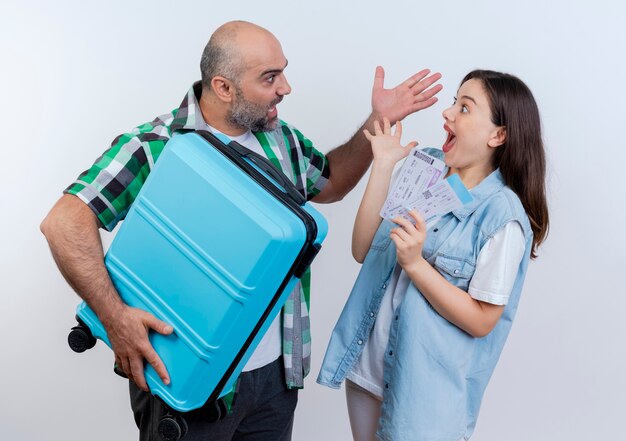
[196,130,307,206]
[226,141,306,205]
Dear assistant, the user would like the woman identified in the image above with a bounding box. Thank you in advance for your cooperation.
[317,70,549,441]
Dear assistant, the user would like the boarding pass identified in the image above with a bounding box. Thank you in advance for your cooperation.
[380,149,473,225]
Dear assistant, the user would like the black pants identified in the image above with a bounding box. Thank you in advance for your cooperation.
[130,357,298,441]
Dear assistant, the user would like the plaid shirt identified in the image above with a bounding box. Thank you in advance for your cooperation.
[66,82,330,390]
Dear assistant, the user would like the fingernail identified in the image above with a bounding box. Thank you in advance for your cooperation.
[164,325,173,333]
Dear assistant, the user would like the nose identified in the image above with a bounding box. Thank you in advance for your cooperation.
[442,105,454,122]
[277,74,292,96]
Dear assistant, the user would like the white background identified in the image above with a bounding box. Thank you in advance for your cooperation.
[1,1,625,440]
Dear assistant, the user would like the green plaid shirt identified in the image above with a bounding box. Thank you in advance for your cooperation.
[66,82,329,389]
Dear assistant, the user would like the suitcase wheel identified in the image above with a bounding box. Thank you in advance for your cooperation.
[158,413,188,441]
[67,319,97,353]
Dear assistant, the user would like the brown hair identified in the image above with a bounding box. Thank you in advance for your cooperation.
[461,70,549,258]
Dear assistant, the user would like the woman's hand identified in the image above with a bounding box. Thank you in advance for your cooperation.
[352,118,417,263]
[390,210,427,272]
[363,117,417,165]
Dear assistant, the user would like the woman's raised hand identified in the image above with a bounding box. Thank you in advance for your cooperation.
[363,117,417,165]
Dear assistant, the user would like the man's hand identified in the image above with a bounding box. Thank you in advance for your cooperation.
[371,66,443,124]
[107,306,173,392]
[310,67,441,204]
[41,195,174,393]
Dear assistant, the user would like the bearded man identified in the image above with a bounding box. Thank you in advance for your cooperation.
[41,20,442,441]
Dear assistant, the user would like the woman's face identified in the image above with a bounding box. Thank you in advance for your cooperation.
[441,78,504,173]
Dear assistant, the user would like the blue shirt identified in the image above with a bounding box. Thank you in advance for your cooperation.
[317,151,533,441]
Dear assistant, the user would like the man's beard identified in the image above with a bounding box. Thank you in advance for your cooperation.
[227,86,281,132]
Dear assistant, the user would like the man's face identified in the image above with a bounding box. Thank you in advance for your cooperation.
[227,34,291,132]
[227,84,284,132]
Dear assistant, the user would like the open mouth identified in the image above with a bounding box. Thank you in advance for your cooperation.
[442,124,456,153]
[267,97,282,119]
[267,105,278,120]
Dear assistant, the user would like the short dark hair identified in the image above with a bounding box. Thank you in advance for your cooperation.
[200,32,244,90]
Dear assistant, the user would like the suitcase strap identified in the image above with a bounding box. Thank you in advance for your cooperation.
[195,130,306,206]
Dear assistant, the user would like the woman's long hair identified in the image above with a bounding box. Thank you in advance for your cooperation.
[461,70,549,258]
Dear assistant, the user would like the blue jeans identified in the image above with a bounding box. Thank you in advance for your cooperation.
[130,357,298,440]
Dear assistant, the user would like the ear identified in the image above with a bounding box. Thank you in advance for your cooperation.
[210,76,235,103]
[488,126,506,148]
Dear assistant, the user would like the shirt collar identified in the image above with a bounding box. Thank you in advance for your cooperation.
[451,168,506,220]
[170,81,207,133]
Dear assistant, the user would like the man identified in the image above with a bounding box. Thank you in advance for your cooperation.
[41,20,442,440]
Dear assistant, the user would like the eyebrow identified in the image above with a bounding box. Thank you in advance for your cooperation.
[261,59,289,77]
[460,95,477,105]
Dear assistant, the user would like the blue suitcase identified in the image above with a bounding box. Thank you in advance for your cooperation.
[68,131,328,427]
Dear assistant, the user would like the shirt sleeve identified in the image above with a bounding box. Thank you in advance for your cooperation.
[468,221,526,305]
[64,132,153,231]
[290,127,330,200]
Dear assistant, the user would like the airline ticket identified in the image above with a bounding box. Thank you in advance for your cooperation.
[380,149,473,225]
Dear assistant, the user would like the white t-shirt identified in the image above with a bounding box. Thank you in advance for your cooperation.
[346,221,526,399]
[205,124,282,372]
